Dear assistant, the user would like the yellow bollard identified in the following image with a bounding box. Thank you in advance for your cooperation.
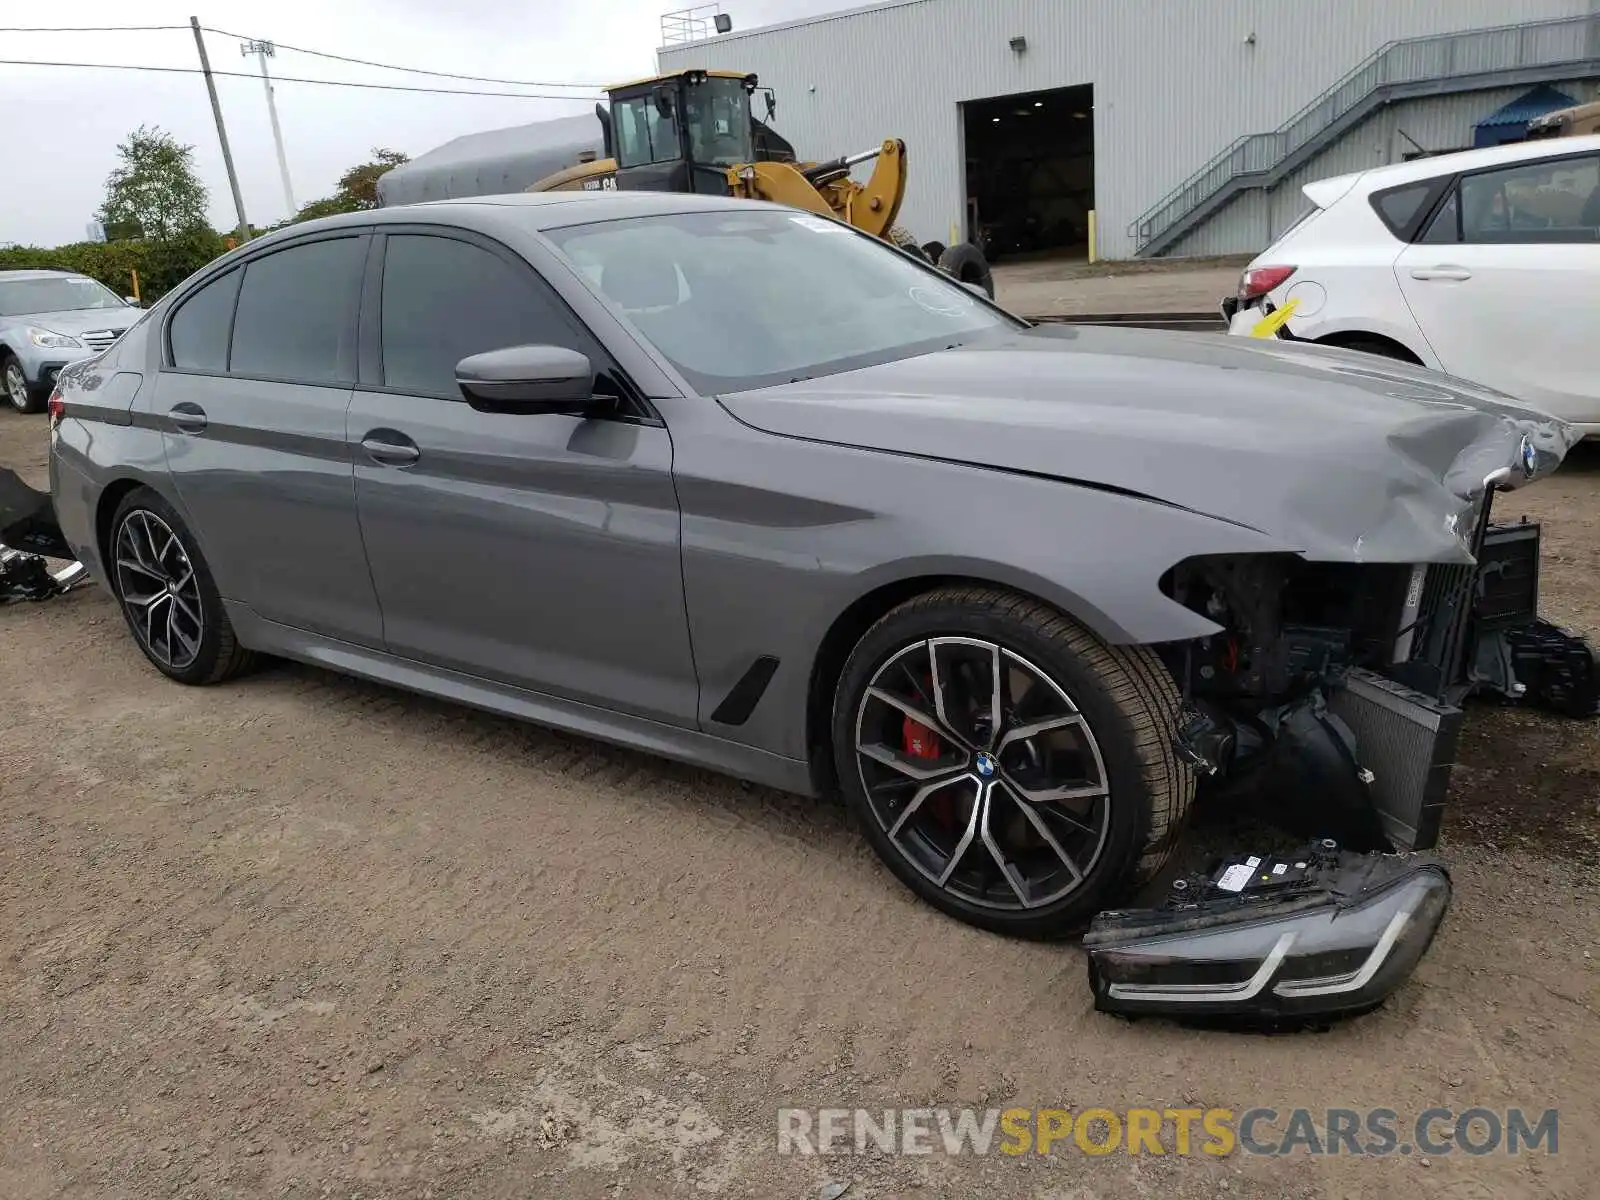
[1087,209,1097,263]
[130,269,141,304]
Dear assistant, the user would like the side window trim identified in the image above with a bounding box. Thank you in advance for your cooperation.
[361,223,654,422]
[1414,177,1463,245]
[161,227,374,385]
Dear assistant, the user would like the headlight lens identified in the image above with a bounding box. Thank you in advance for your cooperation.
[27,327,82,350]
[1085,847,1452,1023]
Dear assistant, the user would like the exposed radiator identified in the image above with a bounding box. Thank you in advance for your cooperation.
[1327,668,1463,851]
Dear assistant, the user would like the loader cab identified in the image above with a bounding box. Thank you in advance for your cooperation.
[606,69,764,194]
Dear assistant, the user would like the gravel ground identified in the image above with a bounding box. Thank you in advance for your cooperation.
[991,256,1248,316]
[1,411,1596,1200]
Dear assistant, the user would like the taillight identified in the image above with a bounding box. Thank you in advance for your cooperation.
[47,390,64,429]
[1238,264,1296,301]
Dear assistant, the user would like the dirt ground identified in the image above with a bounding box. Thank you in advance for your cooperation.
[1,409,1596,1200]
[991,255,1249,317]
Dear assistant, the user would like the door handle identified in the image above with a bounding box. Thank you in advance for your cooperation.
[360,432,420,466]
[167,402,207,433]
[1410,266,1472,282]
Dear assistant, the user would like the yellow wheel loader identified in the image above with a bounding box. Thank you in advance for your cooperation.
[526,68,994,297]
[1526,99,1600,140]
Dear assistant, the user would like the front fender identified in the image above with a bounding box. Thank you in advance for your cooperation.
[663,394,1292,763]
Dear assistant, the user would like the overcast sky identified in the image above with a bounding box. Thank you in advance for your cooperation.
[0,0,853,246]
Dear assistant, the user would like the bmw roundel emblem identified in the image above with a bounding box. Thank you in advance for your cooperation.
[975,752,997,778]
[1520,436,1538,479]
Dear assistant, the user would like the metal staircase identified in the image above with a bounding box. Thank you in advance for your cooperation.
[1131,14,1600,258]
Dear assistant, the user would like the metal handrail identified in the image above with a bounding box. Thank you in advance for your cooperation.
[1131,13,1600,250]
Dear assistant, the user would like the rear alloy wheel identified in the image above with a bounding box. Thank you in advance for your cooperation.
[4,356,44,414]
[833,587,1193,938]
[109,487,255,684]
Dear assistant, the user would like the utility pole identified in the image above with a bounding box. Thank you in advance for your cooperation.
[189,17,251,244]
[241,38,296,218]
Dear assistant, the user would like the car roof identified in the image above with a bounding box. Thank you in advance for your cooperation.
[1331,133,1600,196]
[0,268,83,281]
[264,190,764,244]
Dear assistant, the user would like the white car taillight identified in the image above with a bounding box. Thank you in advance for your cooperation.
[1238,264,1297,301]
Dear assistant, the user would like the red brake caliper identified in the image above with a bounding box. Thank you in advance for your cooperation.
[902,713,942,760]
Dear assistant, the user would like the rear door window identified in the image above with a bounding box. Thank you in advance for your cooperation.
[1459,154,1600,243]
[228,236,365,385]
[1419,189,1461,244]
[168,269,241,373]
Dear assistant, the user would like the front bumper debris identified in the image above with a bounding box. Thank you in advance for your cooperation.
[1084,840,1451,1024]
[0,466,87,601]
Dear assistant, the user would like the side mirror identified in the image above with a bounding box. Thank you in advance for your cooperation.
[454,345,595,414]
[123,296,141,307]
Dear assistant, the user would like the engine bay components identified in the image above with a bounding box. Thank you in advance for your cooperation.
[1084,841,1451,1024]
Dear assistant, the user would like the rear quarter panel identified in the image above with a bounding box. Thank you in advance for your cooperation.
[1246,186,1438,365]
[49,315,186,582]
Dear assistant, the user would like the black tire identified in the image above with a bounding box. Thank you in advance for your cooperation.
[886,225,926,262]
[921,241,947,265]
[3,353,46,414]
[108,486,257,685]
[832,586,1194,939]
[936,242,996,299]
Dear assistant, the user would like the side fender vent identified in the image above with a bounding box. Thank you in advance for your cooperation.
[710,655,780,726]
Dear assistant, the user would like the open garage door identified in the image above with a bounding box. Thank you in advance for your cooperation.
[961,84,1094,262]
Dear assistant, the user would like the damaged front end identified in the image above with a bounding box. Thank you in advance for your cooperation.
[1160,410,1595,855]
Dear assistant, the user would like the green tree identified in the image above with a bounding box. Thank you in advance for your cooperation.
[293,148,409,222]
[96,125,222,295]
[97,125,211,243]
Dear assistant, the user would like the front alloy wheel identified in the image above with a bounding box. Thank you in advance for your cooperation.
[5,358,42,414]
[834,586,1194,939]
[854,637,1112,912]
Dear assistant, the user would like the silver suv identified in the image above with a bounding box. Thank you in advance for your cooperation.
[0,269,139,412]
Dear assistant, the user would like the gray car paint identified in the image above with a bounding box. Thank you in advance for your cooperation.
[48,191,1577,800]
[718,327,1579,566]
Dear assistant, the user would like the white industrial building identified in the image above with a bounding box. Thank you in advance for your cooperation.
[657,0,1600,259]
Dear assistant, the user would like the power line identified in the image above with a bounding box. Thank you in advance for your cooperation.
[201,25,605,90]
[0,58,601,100]
[0,25,191,33]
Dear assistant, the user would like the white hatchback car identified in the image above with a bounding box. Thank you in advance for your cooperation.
[1224,134,1600,434]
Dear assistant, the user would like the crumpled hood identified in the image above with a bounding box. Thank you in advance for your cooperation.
[718,326,1581,564]
[3,308,135,337]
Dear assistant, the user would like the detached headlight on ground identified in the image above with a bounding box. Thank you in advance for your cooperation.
[27,327,82,349]
[1084,841,1451,1024]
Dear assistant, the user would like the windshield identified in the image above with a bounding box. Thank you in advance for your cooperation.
[0,275,126,317]
[684,77,753,167]
[547,209,1018,393]
[613,93,680,168]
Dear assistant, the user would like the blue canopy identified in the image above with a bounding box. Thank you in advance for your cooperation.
[1473,85,1578,147]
